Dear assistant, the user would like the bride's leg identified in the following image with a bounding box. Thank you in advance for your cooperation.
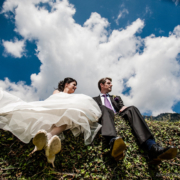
[46,125,67,167]
[47,124,67,140]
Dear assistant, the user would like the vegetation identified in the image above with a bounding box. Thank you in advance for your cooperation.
[144,113,180,122]
[0,115,180,179]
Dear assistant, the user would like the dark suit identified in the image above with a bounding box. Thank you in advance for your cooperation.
[93,95,154,145]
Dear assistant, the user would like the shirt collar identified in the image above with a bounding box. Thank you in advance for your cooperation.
[100,93,110,97]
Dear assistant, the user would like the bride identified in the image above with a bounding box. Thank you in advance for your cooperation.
[0,77,102,167]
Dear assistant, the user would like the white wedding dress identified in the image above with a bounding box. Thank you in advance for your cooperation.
[0,88,102,145]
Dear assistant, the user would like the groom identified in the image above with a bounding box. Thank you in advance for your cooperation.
[93,77,177,163]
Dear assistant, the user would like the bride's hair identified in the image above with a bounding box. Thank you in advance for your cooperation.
[58,77,77,91]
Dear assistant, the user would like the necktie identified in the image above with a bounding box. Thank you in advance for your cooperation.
[102,94,114,112]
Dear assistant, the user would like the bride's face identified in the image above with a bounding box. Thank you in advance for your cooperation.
[65,81,77,94]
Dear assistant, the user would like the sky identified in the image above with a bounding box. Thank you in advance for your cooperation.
[0,0,180,116]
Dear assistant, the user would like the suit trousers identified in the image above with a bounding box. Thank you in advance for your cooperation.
[120,106,154,145]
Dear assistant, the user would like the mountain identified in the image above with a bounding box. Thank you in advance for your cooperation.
[143,113,180,122]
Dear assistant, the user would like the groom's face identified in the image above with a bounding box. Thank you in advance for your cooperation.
[101,79,112,93]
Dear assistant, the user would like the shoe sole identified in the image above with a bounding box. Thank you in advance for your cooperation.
[149,147,177,164]
[47,136,61,166]
[158,147,177,160]
[33,131,47,151]
[114,152,125,161]
[111,138,126,158]
[49,136,61,155]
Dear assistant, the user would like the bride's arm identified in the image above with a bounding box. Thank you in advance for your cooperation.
[53,90,60,94]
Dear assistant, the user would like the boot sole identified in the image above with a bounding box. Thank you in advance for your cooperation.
[111,138,126,158]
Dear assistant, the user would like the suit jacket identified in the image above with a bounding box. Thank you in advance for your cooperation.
[94,95,155,144]
[93,95,124,136]
[93,95,124,112]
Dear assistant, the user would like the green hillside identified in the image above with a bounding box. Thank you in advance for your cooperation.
[0,115,180,179]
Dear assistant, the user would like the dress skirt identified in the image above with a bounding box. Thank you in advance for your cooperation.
[0,88,102,145]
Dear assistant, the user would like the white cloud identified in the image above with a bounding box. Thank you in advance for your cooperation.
[145,6,153,15]
[122,31,180,115]
[0,78,38,101]
[115,8,129,25]
[1,0,180,116]
[2,38,25,58]
[159,29,165,34]
[172,0,179,6]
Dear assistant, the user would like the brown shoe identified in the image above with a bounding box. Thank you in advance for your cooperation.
[110,137,126,159]
[148,144,177,161]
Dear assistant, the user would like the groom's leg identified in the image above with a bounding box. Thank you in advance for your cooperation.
[100,106,117,137]
[120,106,177,163]
[99,106,126,160]
[120,106,154,145]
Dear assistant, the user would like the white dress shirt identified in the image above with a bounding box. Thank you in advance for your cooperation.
[100,93,116,112]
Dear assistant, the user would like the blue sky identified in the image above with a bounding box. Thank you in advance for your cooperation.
[0,0,180,115]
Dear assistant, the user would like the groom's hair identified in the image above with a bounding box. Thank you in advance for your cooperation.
[98,77,112,91]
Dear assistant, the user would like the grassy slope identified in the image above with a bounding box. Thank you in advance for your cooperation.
[0,115,180,179]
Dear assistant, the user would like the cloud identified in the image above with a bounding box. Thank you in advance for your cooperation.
[123,30,180,115]
[159,29,165,34]
[115,8,129,25]
[162,0,180,6]
[155,28,165,34]
[1,0,180,116]
[172,0,179,5]
[0,78,38,101]
[2,38,25,58]
[145,6,153,15]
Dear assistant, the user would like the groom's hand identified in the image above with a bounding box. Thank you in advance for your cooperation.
[119,106,127,112]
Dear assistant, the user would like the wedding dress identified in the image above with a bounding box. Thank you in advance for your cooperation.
[0,88,102,145]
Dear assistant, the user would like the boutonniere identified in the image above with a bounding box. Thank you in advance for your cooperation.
[113,95,119,102]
